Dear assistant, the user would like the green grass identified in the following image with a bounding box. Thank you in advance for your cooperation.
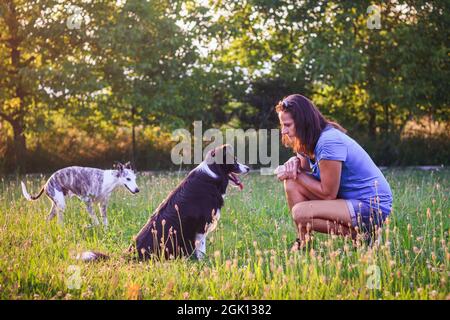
[0,169,448,300]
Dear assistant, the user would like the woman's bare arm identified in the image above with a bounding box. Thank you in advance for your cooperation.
[296,159,342,200]
[277,155,311,180]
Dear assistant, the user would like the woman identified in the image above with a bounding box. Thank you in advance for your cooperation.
[275,94,393,250]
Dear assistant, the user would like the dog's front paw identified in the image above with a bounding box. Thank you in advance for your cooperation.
[194,250,206,261]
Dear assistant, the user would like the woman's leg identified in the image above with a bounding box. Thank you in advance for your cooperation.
[283,177,357,249]
[292,199,356,245]
[283,178,320,210]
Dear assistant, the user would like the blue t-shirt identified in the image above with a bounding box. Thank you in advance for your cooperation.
[305,126,393,214]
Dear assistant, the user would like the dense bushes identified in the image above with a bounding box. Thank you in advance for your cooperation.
[358,133,449,166]
[0,121,448,174]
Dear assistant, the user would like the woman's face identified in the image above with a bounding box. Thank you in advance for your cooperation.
[278,111,296,141]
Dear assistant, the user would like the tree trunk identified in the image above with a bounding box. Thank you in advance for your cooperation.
[4,1,27,172]
[10,118,27,172]
[368,105,376,140]
[131,106,137,168]
[132,122,136,166]
[382,103,390,136]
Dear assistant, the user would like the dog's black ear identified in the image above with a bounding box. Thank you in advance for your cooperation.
[112,162,122,177]
[113,162,124,172]
[124,162,132,169]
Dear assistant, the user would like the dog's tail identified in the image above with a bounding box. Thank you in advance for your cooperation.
[21,181,45,201]
[79,245,138,263]
[76,251,110,262]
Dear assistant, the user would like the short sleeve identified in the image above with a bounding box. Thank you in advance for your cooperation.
[315,133,347,162]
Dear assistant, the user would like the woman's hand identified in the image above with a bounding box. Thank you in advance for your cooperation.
[277,156,300,181]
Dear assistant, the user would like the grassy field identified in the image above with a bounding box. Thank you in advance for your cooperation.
[0,169,448,300]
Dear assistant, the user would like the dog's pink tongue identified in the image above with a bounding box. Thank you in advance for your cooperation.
[238,183,244,190]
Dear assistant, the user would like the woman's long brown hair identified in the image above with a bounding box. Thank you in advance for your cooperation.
[275,94,346,156]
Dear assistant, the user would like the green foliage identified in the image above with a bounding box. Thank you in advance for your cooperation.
[209,0,449,133]
[0,0,220,170]
[0,1,449,171]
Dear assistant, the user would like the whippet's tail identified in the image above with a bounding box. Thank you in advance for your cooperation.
[21,181,45,201]
[76,251,110,262]
[79,244,137,262]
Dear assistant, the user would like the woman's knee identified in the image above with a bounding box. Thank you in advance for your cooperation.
[292,202,313,225]
[283,178,296,192]
[284,179,307,198]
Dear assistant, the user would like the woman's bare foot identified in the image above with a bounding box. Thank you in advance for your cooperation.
[290,238,307,252]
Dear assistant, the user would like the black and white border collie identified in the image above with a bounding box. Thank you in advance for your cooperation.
[131,144,249,260]
[80,144,249,261]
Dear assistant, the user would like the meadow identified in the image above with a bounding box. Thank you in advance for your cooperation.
[0,169,448,300]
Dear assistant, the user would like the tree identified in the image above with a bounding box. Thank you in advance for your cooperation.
[194,0,317,129]
[0,0,115,171]
[207,0,449,162]
[302,1,449,137]
[0,0,212,170]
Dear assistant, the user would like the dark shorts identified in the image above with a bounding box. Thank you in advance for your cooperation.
[345,199,390,233]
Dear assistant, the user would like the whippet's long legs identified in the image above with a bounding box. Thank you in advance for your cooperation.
[99,201,108,228]
[84,199,100,226]
[52,190,66,225]
[47,201,58,221]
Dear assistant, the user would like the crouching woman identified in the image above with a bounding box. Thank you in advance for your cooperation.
[275,94,393,250]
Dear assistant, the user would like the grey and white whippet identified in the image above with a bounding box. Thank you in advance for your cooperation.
[21,163,139,227]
